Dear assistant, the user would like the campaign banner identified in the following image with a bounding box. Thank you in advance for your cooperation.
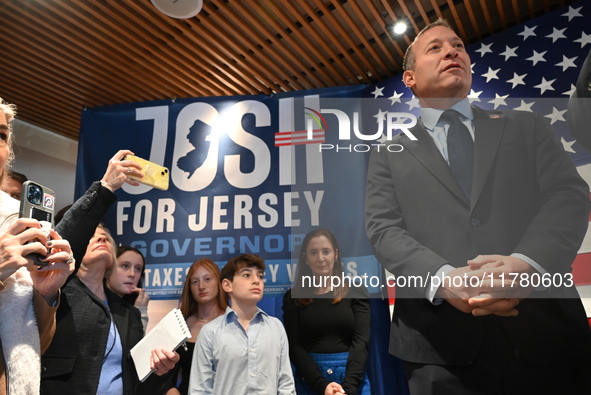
[77,86,385,301]
[77,1,591,310]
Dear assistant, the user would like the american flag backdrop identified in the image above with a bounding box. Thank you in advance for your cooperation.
[369,0,591,319]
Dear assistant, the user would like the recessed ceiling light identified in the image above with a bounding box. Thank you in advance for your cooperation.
[151,0,203,19]
[393,21,408,35]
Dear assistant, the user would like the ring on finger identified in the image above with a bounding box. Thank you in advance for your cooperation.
[127,168,131,174]
[64,257,74,265]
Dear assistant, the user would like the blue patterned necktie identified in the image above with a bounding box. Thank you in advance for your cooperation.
[441,110,474,200]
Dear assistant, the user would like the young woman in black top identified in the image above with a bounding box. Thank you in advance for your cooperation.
[283,228,371,395]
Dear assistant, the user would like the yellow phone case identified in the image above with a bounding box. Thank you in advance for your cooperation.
[126,155,170,191]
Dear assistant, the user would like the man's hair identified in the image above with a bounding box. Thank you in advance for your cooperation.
[0,97,17,186]
[7,170,28,184]
[221,254,265,282]
[402,18,454,71]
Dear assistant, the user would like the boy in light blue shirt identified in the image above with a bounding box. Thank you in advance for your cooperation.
[189,254,295,395]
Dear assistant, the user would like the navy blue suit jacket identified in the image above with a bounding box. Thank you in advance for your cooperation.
[365,106,591,365]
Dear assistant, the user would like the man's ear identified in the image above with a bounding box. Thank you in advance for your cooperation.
[222,278,232,294]
[403,70,415,89]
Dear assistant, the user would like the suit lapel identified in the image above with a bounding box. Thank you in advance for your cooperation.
[404,121,470,206]
[72,277,111,315]
[404,107,506,210]
[72,278,130,339]
[471,107,506,207]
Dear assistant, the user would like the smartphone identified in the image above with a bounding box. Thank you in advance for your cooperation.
[125,155,169,191]
[18,181,56,266]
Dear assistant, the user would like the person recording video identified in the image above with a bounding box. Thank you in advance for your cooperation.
[41,149,179,395]
[0,97,76,395]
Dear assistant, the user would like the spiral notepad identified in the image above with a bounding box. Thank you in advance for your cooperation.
[130,308,191,381]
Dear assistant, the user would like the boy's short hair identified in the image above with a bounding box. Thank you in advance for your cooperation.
[221,254,266,282]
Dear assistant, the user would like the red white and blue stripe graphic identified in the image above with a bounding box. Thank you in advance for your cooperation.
[274,107,327,146]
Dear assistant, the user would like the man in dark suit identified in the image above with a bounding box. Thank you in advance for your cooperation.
[365,19,591,394]
[568,49,591,150]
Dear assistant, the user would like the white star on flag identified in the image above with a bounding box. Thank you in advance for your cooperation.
[373,109,387,123]
[482,67,500,83]
[526,50,547,66]
[406,96,420,111]
[488,93,509,110]
[514,100,535,112]
[562,6,583,21]
[371,86,384,98]
[546,27,567,43]
[561,137,576,153]
[574,32,591,47]
[475,42,493,57]
[545,107,567,124]
[563,84,576,97]
[506,73,527,89]
[388,91,403,105]
[534,77,556,94]
[468,89,482,102]
[499,46,519,61]
[518,25,537,40]
[555,55,578,72]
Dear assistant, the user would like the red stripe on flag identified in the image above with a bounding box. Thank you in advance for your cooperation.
[573,253,591,286]
[274,130,325,137]
[274,129,325,146]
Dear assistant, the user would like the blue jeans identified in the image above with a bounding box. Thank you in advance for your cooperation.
[293,351,371,394]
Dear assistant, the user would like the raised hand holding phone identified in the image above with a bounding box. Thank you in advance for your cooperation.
[100,149,144,192]
[99,150,169,193]
[124,155,169,191]
[18,181,55,266]
[29,228,75,305]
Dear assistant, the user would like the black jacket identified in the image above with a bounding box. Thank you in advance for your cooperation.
[365,106,591,365]
[40,181,168,394]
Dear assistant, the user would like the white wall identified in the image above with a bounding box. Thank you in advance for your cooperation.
[11,119,78,211]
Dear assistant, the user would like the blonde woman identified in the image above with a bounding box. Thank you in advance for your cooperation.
[0,97,75,395]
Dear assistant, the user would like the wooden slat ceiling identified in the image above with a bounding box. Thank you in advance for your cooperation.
[0,0,577,141]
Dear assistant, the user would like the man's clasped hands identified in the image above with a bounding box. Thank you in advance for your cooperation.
[436,254,537,317]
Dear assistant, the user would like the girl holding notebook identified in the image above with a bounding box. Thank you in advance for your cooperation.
[166,258,228,395]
